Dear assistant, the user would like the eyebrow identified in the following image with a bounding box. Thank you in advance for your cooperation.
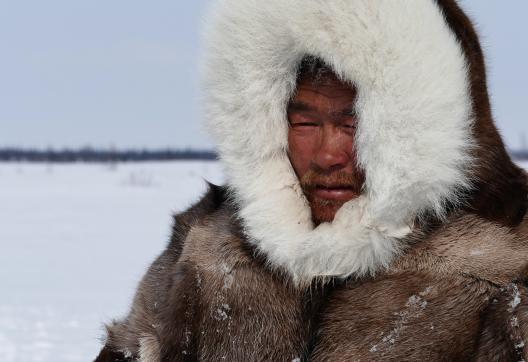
[287,101,315,113]
[288,101,357,117]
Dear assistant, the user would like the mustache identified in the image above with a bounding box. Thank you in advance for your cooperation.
[300,169,364,192]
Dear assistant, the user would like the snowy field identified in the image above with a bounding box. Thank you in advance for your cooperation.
[0,160,526,362]
[0,161,224,362]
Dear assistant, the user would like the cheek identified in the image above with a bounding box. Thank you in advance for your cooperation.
[288,131,316,178]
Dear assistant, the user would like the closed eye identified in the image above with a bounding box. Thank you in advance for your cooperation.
[290,121,319,127]
[339,120,358,135]
[343,108,358,119]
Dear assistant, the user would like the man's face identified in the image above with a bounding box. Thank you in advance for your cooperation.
[287,71,365,225]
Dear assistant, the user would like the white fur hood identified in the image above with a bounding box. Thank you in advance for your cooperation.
[202,0,475,284]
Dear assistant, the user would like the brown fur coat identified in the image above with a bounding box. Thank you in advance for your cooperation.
[95,184,528,361]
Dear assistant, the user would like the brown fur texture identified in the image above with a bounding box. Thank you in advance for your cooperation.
[435,0,527,227]
[95,185,528,361]
[96,185,318,361]
[312,213,528,361]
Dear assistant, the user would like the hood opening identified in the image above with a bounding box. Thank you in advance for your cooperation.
[203,0,525,283]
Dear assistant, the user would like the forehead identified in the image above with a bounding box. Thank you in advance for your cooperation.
[293,71,357,106]
[289,57,358,114]
[295,60,357,100]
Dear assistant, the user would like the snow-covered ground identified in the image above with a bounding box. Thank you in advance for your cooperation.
[0,161,223,362]
[1,160,527,362]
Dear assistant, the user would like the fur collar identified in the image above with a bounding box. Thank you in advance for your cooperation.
[203,0,474,284]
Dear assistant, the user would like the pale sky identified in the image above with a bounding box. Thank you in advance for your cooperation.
[0,0,526,150]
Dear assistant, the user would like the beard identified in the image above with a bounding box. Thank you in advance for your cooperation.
[300,168,365,225]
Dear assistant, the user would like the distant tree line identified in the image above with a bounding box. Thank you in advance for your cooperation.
[511,149,528,161]
[0,147,217,162]
[0,147,526,163]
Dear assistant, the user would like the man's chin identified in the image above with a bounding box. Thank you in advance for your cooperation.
[307,192,361,225]
[311,200,345,225]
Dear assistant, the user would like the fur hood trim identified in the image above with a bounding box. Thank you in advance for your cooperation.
[203,0,474,284]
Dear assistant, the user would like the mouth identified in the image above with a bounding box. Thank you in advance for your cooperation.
[311,184,360,202]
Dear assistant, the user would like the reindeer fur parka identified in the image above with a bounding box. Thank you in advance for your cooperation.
[96,0,528,361]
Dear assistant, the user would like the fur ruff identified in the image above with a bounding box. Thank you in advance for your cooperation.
[203,0,474,283]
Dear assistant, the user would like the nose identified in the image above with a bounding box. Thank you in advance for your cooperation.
[311,125,351,173]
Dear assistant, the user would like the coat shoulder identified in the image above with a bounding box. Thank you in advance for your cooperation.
[394,213,528,286]
[169,183,231,255]
[95,183,234,361]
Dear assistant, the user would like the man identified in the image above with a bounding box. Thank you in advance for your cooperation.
[96,0,528,360]
[288,59,365,226]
